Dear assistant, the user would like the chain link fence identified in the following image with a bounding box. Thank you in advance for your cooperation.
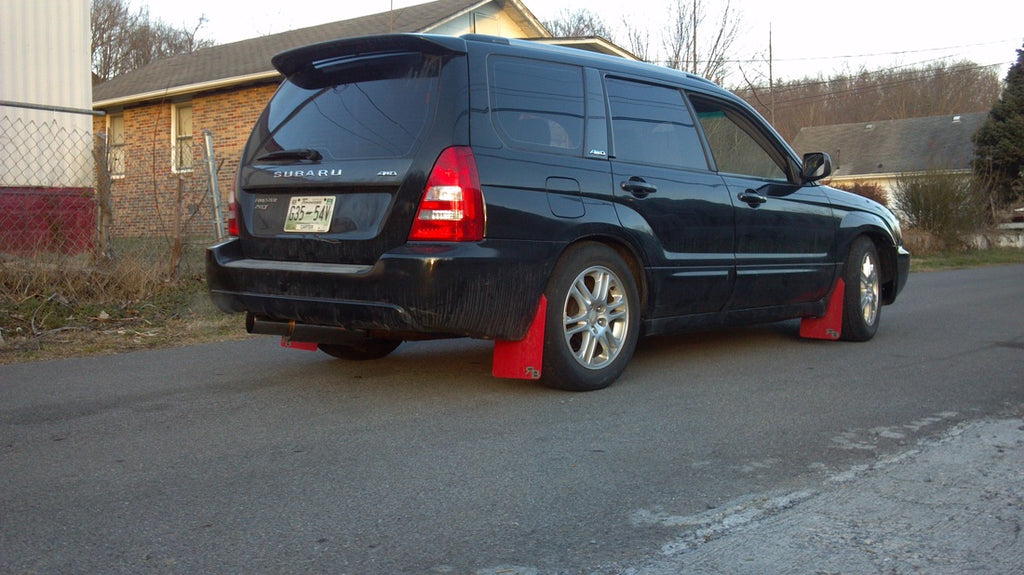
[1,106,228,346]
[1,113,225,282]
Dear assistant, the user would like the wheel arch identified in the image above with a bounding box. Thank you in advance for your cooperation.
[838,212,901,305]
[555,233,650,315]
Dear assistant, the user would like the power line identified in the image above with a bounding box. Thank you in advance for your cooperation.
[750,59,1003,94]
[751,38,1020,64]
[745,61,1001,113]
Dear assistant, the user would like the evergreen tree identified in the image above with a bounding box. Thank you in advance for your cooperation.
[973,42,1024,207]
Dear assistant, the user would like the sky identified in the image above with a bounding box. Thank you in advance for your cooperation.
[136,0,1023,86]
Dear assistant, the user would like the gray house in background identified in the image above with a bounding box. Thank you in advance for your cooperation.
[792,112,987,200]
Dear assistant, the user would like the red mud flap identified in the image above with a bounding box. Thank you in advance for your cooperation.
[281,338,318,351]
[493,296,547,380]
[800,278,844,340]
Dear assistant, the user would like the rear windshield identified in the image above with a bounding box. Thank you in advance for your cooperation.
[248,52,443,161]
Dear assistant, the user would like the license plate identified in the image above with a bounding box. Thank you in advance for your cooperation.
[284,196,335,233]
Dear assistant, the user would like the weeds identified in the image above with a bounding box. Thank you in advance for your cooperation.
[0,239,245,364]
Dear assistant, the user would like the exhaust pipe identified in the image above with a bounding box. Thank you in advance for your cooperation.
[246,313,369,345]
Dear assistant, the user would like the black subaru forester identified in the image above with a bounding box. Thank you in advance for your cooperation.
[207,33,910,391]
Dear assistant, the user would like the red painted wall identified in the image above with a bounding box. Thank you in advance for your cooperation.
[0,188,95,255]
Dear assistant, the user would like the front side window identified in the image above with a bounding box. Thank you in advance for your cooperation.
[689,95,787,181]
[489,57,584,154]
[606,77,707,170]
[173,103,193,172]
[106,113,125,177]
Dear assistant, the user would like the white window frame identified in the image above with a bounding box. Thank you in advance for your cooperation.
[472,11,500,35]
[106,113,126,178]
[171,102,194,173]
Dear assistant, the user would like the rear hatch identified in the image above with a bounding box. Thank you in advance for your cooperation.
[235,35,469,265]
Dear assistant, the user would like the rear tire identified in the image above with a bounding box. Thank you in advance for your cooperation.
[319,339,402,360]
[841,236,881,342]
[539,243,640,391]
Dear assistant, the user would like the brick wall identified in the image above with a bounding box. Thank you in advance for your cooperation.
[94,82,278,238]
[196,84,279,209]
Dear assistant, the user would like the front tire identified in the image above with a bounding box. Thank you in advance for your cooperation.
[539,243,640,391]
[841,236,881,342]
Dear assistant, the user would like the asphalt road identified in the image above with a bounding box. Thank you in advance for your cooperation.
[2,264,1022,574]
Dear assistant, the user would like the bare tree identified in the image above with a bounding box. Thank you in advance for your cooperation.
[542,8,614,39]
[621,16,651,62]
[91,0,214,83]
[660,0,740,83]
[734,61,1002,141]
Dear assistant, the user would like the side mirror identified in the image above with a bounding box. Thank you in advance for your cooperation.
[801,152,832,183]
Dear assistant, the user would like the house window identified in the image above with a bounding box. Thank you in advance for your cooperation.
[106,113,126,177]
[172,103,193,172]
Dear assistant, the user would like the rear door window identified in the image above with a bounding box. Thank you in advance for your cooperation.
[605,77,708,170]
[250,52,443,161]
[489,56,584,154]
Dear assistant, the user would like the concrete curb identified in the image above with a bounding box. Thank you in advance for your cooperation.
[618,416,1024,574]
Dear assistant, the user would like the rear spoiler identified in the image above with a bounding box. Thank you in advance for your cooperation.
[271,34,468,78]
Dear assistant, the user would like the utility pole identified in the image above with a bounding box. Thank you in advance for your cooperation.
[769,23,775,124]
[691,1,698,75]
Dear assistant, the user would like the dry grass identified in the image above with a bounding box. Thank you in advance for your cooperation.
[0,272,249,364]
[0,243,250,364]
[0,307,248,364]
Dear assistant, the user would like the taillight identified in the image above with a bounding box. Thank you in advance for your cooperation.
[225,184,238,237]
[226,199,238,237]
[408,147,484,241]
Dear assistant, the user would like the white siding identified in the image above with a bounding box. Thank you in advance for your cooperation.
[0,0,93,187]
[429,5,534,38]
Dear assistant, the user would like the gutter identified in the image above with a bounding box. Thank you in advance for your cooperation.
[93,70,281,109]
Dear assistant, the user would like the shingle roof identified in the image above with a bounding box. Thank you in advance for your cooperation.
[791,113,987,176]
[94,0,539,105]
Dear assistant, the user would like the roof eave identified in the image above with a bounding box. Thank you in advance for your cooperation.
[420,0,488,32]
[502,0,550,37]
[419,0,549,36]
[93,70,280,109]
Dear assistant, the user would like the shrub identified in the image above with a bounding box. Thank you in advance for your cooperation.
[890,171,988,250]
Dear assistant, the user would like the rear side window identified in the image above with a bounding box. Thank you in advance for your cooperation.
[606,77,708,170]
[249,52,443,161]
[489,57,584,154]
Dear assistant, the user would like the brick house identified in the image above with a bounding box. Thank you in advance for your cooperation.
[91,0,633,238]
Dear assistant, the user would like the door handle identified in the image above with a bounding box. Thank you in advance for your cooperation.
[738,190,767,207]
[621,177,657,197]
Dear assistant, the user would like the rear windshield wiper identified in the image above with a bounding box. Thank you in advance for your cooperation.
[255,149,323,163]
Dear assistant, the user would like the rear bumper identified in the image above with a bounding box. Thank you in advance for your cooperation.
[206,238,560,340]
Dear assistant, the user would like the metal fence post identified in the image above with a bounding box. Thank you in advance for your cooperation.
[203,129,225,241]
